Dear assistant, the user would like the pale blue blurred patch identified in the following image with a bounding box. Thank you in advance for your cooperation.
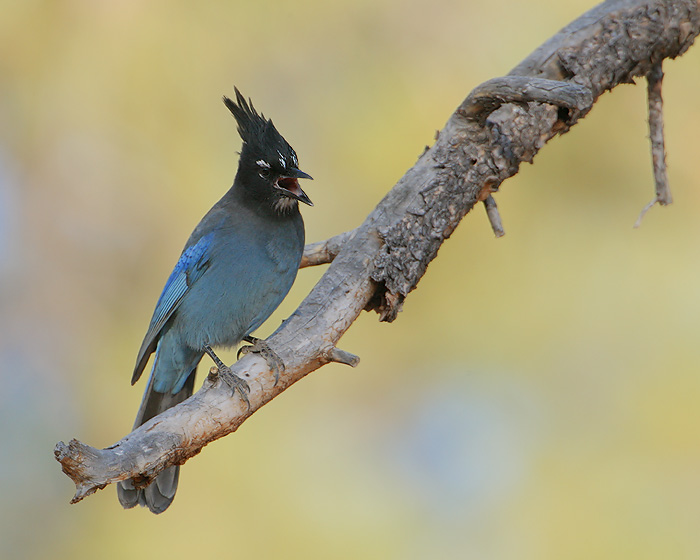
[385,378,537,515]
[0,146,81,560]
[375,367,545,519]
[370,368,546,559]
[0,148,18,274]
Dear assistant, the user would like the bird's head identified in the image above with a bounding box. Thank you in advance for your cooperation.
[224,88,313,212]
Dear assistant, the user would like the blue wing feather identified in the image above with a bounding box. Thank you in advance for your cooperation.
[131,233,214,384]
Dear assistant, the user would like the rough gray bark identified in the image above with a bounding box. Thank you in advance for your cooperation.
[371,0,699,320]
[55,0,700,504]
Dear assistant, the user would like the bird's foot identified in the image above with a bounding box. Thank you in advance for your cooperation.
[203,344,250,409]
[237,336,285,385]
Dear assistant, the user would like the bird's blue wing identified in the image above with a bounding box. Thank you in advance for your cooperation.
[131,232,214,384]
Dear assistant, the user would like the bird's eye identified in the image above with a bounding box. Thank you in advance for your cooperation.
[256,160,272,179]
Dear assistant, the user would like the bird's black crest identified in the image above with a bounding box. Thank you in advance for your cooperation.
[222,88,271,146]
[222,87,301,177]
[223,87,292,154]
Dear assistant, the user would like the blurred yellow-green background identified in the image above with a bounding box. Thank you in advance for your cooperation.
[2,1,700,559]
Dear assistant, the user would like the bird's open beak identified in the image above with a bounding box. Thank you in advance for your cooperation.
[276,168,313,206]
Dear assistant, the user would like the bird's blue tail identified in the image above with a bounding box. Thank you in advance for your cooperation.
[116,361,197,514]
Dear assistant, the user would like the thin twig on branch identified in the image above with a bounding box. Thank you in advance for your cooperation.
[300,229,356,268]
[483,195,505,238]
[55,0,700,504]
[635,61,673,227]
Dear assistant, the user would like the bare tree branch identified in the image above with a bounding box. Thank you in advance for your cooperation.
[55,0,700,504]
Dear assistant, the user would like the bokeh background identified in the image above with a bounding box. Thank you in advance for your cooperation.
[2,1,700,559]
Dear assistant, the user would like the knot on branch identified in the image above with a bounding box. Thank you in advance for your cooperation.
[365,287,404,323]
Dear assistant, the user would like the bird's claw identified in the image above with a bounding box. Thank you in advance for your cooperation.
[217,364,251,410]
[237,336,285,385]
[203,344,251,409]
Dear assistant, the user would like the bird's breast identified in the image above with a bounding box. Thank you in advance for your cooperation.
[175,216,304,351]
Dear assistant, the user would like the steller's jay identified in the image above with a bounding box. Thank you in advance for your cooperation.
[116,88,313,514]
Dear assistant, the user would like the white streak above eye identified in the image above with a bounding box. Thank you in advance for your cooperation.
[256,160,271,169]
[277,150,286,168]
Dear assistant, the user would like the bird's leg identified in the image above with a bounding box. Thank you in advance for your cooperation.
[203,344,250,409]
[237,336,285,385]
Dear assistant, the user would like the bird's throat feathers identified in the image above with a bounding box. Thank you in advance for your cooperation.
[272,195,299,214]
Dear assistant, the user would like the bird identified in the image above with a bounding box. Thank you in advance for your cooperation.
[116,88,313,514]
